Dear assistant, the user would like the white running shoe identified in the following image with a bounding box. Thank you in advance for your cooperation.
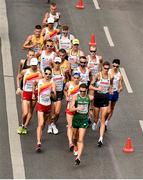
[92,122,97,131]
[51,123,58,135]
[47,124,53,134]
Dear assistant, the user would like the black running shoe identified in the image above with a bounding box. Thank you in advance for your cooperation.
[75,158,80,165]
[105,125,108,132]
[69,144,74,152]
[97,140,103,147]
[35,144,41,153]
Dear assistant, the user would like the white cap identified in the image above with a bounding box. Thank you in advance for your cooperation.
[54,57,62,63]
[30,58,38,66]
[47,17,54,24]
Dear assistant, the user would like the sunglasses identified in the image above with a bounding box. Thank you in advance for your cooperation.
[90,50,96,53]
[46,45,53,48]
[80,61,86,64]
[104,67,109,70]
[45,72,52,76]
[80,90,86,93]
[113,65,119,68]
[55,62,61,64]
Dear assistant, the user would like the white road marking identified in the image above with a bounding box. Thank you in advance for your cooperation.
[0,0,25,178]
[93,0,100,9]
[139,120,143,132]
[108,144,122,178]
[103,26,115,47]
[120,67,133,93]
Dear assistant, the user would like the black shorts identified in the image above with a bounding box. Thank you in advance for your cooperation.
[52,91,63,102]
[94,92,109,108]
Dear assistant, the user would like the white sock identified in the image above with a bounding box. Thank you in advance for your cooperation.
[105,120,109,126]
[99,137,103,142]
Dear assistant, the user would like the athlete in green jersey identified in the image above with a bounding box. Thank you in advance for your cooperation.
[70,83,93,165]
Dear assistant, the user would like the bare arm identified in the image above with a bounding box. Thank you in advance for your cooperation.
[22,35,36,50]
[51,82,57,100]
[118,75,123,93]
[42,12,49,26]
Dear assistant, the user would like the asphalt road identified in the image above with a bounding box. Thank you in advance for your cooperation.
[0,0,143,178]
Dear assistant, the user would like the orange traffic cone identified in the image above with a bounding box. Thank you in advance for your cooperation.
[89,34,96,46]
[76,0,84,9]
[123,137,134,153]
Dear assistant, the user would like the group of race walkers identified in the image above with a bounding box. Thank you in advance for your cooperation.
[16,2,123,166]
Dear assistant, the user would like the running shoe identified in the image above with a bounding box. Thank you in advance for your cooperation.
[105,124,108,132]
[73,146,78,156]
[17,126,23,134]
[75,158,80,165]
[35,144,41,153]
[47,124,53,134]
[69,144,74,152]
[92,122,97,131]
[51,123,58,135]
[22,127,28,135]
[97,140,103,147]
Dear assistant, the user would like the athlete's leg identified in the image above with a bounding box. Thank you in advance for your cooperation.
[37,111,44,145]
[99,106,108,140]
[24,100,36,127]
[66,113,74,146]
[76,128,86,160]
[21,100,30,126]
[107,101,116,121]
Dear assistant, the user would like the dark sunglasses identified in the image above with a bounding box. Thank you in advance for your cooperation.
[80,90,86,93]
[80,61,86,64]
[104,67,109,70]
[45,72,52,75]
[113,65,119,68]
[46,45,53,48]
[55,62,61,64]
[90,50,96,53]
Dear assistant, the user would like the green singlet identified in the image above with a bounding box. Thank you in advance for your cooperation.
[72,94,90,129]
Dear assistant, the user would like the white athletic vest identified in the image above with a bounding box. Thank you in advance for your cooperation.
[109,69,121,92]
[58,34,73,50]
[23,69,40,92]
[68,50,80,70]
[96,72,110,94]
[40,51,55,72]
[87,55,100,75]
[37,79,52,106]
[52,70,64,91]
[49,12,60,29]
[76,67,90,85]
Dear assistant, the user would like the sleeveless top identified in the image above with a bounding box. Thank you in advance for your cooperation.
[37,79,52,106]
[68,49,80,70]
[40,50,55,72]
[23,69,40,92]
[75,94,90,114]
[109,69,121,92]
[87,55,100,75]
[52,69,65,91]
[31,35,44,53]
[67,81,79,109]
[58,33,73,50]
[76,67,90,85]
[95,72,110,94]
[49,12,60,29]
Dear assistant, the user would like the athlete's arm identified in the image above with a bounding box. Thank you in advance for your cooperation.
[42,12,49,27]
[16,69,25,95]
[51,81,57,100]
[79,50,85,56]
[22,35,36,50]
[32,80,38,100]
[89,74,102,91]
[64,82,69,101]
[118,75,123,93]
[18,59,25,74]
